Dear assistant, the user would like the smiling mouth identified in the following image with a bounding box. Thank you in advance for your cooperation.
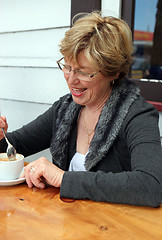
[71,87,87,96]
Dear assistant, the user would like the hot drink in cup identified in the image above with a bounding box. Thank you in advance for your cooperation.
[0,153,24,180]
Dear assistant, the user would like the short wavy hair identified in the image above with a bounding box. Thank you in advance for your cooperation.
[59,11,133,81]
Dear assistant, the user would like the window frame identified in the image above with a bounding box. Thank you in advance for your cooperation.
[71,0,101,26]
[121,0,162,110]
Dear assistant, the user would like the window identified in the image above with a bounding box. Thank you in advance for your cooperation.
[132,0,162,81]
[122,0,162,106]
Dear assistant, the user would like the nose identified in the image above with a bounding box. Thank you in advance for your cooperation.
[65,71,79,84]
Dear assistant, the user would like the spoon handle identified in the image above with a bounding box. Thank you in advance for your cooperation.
[1,128,10,146]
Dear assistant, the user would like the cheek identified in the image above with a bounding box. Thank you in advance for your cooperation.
[64,73,68,82]
[86,87,97,99]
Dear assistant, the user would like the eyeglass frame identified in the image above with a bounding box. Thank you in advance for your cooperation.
[56,57,100,81]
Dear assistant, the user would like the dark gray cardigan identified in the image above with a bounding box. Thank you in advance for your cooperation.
[1,79,162,207]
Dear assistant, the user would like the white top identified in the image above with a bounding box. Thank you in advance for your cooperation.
[68,152,87,171]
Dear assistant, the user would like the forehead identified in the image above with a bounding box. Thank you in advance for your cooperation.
[65,51,94,70]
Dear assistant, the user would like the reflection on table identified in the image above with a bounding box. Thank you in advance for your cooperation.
[0,183,162,240]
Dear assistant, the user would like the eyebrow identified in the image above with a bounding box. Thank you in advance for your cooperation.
[79,65,89,69]
[65,62,88,70]
[64,59,92,72]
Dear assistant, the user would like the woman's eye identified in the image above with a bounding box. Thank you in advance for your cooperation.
[65,65,71,70]
[78,70,88,76]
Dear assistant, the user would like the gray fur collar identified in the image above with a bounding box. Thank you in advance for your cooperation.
[50,78,140,170]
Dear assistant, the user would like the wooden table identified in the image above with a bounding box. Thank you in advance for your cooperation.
[0,183,162,240]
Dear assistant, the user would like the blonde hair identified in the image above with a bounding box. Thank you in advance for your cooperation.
[59,12,133,81]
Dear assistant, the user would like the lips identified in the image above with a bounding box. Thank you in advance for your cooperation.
[71,87,87,97]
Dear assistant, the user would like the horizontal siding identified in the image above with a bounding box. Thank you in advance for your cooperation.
[0,67,69,104]
[0,28,69,67]
[0,0,71,32]
[0,99,51,131]
[0,0,71,105]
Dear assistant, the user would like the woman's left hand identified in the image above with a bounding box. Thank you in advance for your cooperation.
[21,157,65,189]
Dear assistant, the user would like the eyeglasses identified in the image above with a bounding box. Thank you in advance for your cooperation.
[56,57,99,82]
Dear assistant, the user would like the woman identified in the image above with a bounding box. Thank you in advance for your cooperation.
[0,12,162,207]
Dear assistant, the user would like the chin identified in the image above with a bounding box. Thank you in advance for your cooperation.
[72,96,84,105]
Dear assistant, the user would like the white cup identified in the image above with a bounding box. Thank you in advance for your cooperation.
[0,153,24,180]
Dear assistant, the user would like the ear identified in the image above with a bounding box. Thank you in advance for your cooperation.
[114,73,120,79]
[110,73,119,84]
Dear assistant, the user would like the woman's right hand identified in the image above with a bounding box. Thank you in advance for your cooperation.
[0,115,8,140]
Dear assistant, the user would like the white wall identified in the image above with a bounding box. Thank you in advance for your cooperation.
[0,0,71,162]
[101,0,121,17]
[0,0,70,105]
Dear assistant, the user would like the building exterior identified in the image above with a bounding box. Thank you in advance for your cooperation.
[0,0,161,162]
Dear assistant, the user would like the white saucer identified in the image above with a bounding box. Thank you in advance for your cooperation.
[0,177,26,186]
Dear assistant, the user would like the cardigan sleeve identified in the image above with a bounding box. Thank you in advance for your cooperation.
[0,101,59,156]
[60,99,162,207]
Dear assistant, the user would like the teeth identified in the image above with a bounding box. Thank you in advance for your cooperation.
[73,88,86,91]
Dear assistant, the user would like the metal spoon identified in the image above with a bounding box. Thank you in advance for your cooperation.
[1,128,16,161]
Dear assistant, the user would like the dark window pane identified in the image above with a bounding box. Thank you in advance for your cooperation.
[131,0,162,80]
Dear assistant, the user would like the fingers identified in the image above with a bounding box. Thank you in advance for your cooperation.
[24,164,39,188]
[0,116,8,140]
[24,166,34,188]
[0,115,8,129]
[28,166,45,189]
[24,157,64,189]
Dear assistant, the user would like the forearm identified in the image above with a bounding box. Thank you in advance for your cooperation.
[0,106,54,156]
[0,137,8,153]
[0,129,47,157]
[60,170,162,207]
